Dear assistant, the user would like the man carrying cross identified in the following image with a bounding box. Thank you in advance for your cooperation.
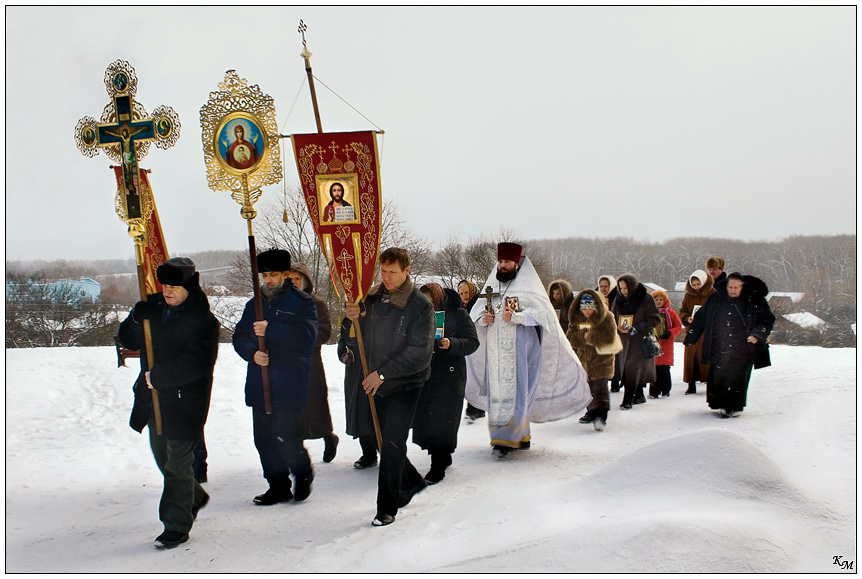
[117,257,220,549]
[466,243,591,457]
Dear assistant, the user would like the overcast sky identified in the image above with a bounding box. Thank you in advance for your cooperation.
[5,6,856,261]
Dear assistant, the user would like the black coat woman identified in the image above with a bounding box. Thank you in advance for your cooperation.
[610,273,661,410]
[684,272,774,417]
[412,284,480,484]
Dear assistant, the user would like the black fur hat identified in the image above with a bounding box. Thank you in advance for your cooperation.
[156,257,199,289]
[257,248,292,273]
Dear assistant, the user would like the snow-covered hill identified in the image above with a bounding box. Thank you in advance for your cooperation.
[5,344,856,572]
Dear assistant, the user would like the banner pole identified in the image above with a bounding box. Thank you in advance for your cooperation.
[298,19,382,451]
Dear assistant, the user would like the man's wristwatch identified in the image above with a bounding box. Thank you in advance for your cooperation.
[378,372,385,381]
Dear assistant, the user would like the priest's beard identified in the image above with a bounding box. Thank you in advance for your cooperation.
[495,268,518,283]
[262,283,282,302]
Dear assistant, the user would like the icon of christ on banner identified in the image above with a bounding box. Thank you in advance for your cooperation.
[318,175,358,223]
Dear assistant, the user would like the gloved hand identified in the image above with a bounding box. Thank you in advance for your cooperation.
[660,332,670,340]
[133,300,160,322]
[629,326,637,336]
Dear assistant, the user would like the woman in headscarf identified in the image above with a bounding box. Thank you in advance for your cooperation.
[684,273,774,417]
[457,279,485,422]
[611,273,661,410]
[648,290,683,398]
[412,283,479,484]
[678,269,715,395]
[548,279,574,333]
[597,275,622,392]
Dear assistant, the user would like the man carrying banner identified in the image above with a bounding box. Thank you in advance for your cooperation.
[233,249,318,506]
[343,247,436,527]
[466,243,591,457]
[117,257,220,549]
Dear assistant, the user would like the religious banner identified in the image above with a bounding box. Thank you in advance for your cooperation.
[112,167,170,295]
[290,131,383,303]
[199,69,282,211]
[199,69,283,414]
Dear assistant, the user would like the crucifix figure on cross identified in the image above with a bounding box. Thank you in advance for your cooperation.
[97,94,157,219]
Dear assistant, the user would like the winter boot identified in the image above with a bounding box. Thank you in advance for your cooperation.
[323,433,339,463]
[425,451,452,485]
[254,481,293,505]
[293,468,314,502]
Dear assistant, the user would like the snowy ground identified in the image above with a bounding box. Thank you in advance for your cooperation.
[5,343,857,573]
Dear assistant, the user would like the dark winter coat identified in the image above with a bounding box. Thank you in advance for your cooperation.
[548,279,575,333]
[684,274,774,411]
[566,289,618,381]
[345,277,436,398]
[118,287,220,440]
[292,266,334,439]
[684,274,775,370]
[611,274,661,387]
[412,288,480,452]
[232,282,318,409]
[679,274,716,382]
[337,317,374,437]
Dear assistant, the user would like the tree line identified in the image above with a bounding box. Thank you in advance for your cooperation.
[5,187,856,348]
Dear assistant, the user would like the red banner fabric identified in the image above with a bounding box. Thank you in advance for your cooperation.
[112,167,170,295]
[291,131,383,303]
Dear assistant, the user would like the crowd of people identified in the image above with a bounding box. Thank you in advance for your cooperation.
[117,245,774,547]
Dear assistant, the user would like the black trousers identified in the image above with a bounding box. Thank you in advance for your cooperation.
[375,387,423,517]
[586,379,610,420]
[649,365,672,397]
[148,418,207,533]
[622,384,646,406]
[252,406,312,489]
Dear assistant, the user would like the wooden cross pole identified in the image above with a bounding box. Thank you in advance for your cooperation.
[76,61,181,436]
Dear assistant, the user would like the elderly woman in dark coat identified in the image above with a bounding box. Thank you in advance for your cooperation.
[611,273,661,410]
[458,279,485,422]
[548,279,575,333]
[566,289,618,431]
[684,272,774,417]
[412,283,479,484]
[679,269,716,395]
[289,262,338,463]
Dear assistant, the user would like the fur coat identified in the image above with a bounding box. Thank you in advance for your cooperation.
[566,289,618,381]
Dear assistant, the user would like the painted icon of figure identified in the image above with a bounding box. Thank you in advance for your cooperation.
[82,127,96,146]
[114,73,128,92]
[157,118,171,138]
[322,182,352,222]
[227,124,260,170]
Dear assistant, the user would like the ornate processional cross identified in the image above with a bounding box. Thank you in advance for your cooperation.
[482,285,500,314]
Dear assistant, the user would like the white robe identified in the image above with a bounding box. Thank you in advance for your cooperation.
[465,257,591,425]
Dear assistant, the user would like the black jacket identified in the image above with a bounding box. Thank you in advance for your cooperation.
[412,288,480,450]
[345,278,436,397]
[118,288,220,440]
[684,274,774,369]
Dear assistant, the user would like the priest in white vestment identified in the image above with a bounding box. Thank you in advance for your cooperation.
[465,243,591,457]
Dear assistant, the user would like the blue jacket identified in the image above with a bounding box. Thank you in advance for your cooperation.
[232,282,318,409]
